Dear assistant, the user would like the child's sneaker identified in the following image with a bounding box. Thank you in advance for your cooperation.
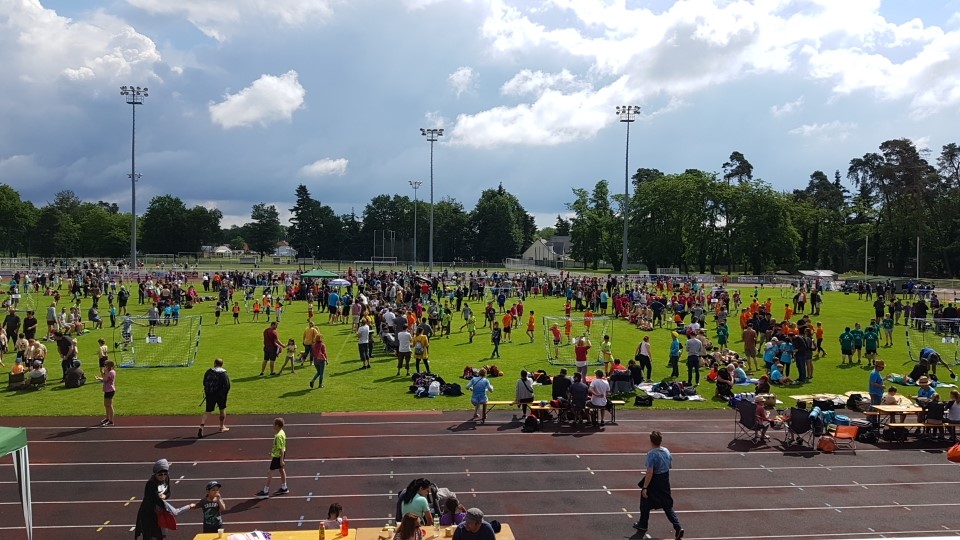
[274,487,289,495]
[255,490,270,499]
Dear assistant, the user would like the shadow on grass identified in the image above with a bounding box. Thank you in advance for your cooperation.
[279,388,313,398]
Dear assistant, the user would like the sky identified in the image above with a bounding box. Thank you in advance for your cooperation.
[2,0,960,230]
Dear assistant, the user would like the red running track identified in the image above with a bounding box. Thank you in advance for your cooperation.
[1,410,960,540]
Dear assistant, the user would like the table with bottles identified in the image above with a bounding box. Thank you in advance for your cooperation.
[193,523,515,540]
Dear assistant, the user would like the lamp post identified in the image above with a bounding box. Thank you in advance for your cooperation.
[120,85,147,272]
[409,180,422,269]
[420,128,443,273]
[615,105,638,272]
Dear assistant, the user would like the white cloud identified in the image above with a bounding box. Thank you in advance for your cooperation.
[770,96,804,118]
[209,71,306,129]
[465,0,960,146]
[299,158,348,177]
[911,136,931,152]
[0,0,162,85]
[500,69,588,97]
[448,67,476,97]
[125,0,335,42]
[789,120,857,141]
[448,75,632,148]
[423,111,448,129]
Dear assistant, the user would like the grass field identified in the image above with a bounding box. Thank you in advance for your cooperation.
[3,282,951,417]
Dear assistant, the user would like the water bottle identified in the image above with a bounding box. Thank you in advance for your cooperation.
[341,515,349,536]
[318,521,325,540]
[434,512,441,535]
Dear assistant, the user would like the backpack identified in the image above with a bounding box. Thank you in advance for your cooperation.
[634,395,653,406]
[522,414,541,432]
[414,342,425,355]
[462,366,475,379]
[441,383,463,396]
[487,365,501,377]
[846,394,866,413]
[203,368,228,396]
[817,436,836,453]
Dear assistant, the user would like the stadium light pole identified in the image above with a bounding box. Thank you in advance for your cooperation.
[409,180,422,269]
[616,105,639,273]
[420,128,443,273]
[121,85,147,272]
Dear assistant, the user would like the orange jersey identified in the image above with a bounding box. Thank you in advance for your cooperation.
[816,326,824,339]
[564,319,573,335]
[502,313,513,327]
[527,315,535,331]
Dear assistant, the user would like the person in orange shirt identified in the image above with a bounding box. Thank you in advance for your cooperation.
[232,302,241,324]
[764,298,773,314]
[406,311,417,330]
[784,304,793,321]
[584,309,594,335]
[526,311,536,343]
[739,309,751,330]
[749,299,760,314]
[564,317,573,344]
[501,312,513,343]
[252,301,261,322]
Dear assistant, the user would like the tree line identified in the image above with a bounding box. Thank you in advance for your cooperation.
[3,137,958,276]
[568,138,960,276]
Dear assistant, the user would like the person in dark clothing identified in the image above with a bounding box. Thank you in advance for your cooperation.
[135,459,172,540]
[21,310,38,341]
[628,359,645,386]
[633,431,684,539]
[3,308,20,344]
[568,372,589,425]
[551,368,572,400]
[64,360,86,388]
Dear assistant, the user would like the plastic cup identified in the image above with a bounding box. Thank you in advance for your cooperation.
[217,528,224,538]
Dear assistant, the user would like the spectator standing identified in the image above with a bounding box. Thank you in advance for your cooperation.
[22,310,38,341]
[357,319,371,369]
[633,431,684,539]
[198,358,231,438]
[309,334,328,388]
[467,368,493,424]
[588,369,611,427]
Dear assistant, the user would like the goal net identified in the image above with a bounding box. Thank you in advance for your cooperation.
[542,315,610,366]
[112,313,202,368]
[906,317,960,365]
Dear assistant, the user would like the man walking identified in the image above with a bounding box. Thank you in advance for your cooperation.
[198,358,231,439]
[261,321,280,376]
[633,430,684,539]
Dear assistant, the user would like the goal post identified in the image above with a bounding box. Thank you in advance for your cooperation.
[542,315,610,366]
[112,314,202,368]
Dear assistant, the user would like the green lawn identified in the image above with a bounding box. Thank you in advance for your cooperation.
[2,283,942,417]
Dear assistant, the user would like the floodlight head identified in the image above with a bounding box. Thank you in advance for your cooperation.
[420,128,427,136]
[437,128,444,136]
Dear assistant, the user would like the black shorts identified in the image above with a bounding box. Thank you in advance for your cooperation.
[149,320,158,327]
[104,390,116,399]
[269,457,283,470]
[503,326,511,334]
[99,357,108,368]
[205,393,227,412]
[264,347,278,361]
[328,305,337,314]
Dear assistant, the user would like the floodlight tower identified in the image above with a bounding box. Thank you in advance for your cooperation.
[120,85,148,271]
[420,128,443,273]
[616,105,639,272]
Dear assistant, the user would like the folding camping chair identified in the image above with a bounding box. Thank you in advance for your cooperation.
[832,425,858,451]
[610,371,635,395]
[734,399,766,443]
[784,407,816,447]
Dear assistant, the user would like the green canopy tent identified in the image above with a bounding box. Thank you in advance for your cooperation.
[300,269,338,278]
[0,427,32,540]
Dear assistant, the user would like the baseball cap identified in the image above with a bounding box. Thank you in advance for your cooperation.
[206,481,222,490]
[465,508,484,524]
[153,459,170,474]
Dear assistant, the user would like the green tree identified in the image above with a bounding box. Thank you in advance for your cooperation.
[554,215,571,236]
[722,151,754,185]
[568,180,620,270]
[469,183,534,263]
[247,203,282,257]
[34,206,79,257]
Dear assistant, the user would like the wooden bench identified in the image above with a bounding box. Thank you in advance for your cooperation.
[529,400,626,425]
